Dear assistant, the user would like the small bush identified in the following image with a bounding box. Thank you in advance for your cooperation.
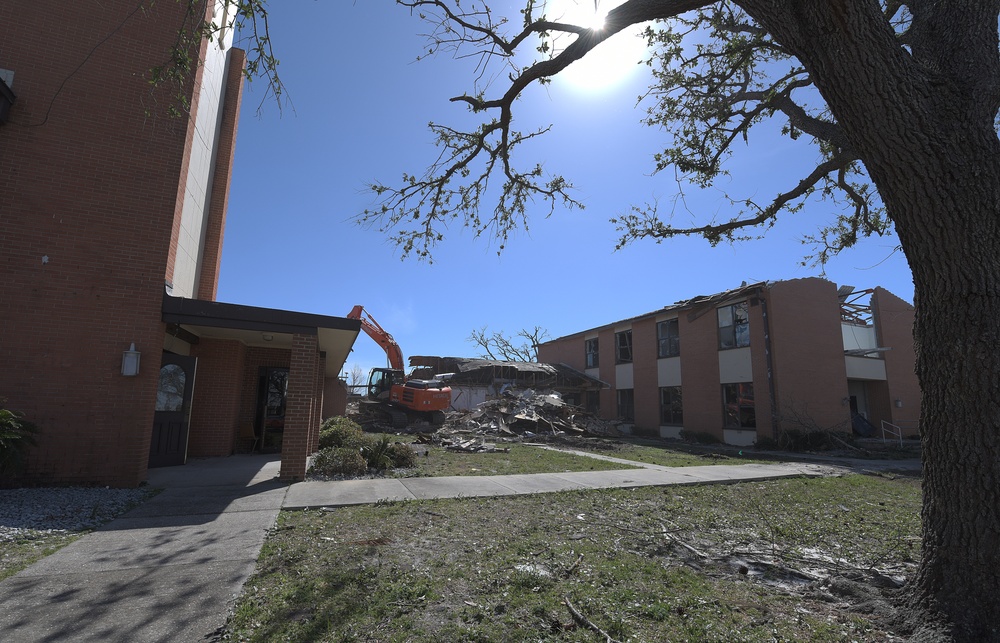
[361,435,394,470]
[319,416,365,450]
[387,442,417,469]
[310,447,368,477]
[0,404,39,476]
[777,428,836,452]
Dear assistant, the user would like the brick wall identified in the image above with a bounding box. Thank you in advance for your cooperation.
[872,288,920,435]
[188,338,246,457]
[631,318,660,434]
[0,1,213,486]
[281,334,319,481]
[322,378,349,419]
[767,279,850,434]
[678,306,724,439]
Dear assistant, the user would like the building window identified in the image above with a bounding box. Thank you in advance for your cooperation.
[657,319,680,358]
[615,330,633,363]
[585,338,599,368]
[660,386,683,425]
[617,389,635,422]
[585,390,600,414]
[722,382,755,428]
[718,302,750,350]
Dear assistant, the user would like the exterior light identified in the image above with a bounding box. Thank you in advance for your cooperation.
[895,399,903,408]
[121,342,141,376]
[262,334,274,342]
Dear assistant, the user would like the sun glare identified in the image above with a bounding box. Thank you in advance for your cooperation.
[541,0,648,92]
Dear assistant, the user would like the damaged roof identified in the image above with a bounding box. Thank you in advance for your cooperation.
[540,280,769,343]
[409,356,607,390]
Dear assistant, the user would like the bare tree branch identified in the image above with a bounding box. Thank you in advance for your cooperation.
[468,326,550,362]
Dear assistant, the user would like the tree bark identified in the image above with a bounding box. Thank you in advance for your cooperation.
[739,1,1000,639]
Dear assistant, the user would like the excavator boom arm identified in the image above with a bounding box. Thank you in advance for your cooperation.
[346,305,405,370]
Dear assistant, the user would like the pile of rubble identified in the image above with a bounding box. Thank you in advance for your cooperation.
[447,389,620,439]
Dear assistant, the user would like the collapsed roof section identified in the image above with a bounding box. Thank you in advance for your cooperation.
[541,281,770,343]
[409,356,607,391]
[837,285,875,325]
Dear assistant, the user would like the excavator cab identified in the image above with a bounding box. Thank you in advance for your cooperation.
[367,367,404,401]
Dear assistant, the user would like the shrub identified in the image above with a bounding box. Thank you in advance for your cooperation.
[777,428,836,452]
[361,435,394,471]
[310,447,368,477]
[0,404,39,476]
[319,416,365,450]
[387,442,417,469]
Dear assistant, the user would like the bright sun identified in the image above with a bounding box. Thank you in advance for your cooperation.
[540,0,649,93]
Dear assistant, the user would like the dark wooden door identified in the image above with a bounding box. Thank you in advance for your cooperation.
[149,353,197,468]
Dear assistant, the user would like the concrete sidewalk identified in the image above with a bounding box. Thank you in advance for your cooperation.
[283,461,837,509]
[0,455,288,643]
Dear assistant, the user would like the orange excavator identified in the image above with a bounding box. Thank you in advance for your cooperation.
[346,305,452,428]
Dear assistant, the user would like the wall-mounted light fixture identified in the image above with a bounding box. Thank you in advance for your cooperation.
[121,342,141,376]
[894,399,903,409]
[262,334,274,342]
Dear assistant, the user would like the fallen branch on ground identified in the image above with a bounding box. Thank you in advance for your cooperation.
[564,597,623,643]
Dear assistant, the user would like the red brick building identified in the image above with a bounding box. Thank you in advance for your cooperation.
[0,1,359,486]
[537,278,919,446]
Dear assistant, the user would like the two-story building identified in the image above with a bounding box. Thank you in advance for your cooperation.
[537,278,919,446]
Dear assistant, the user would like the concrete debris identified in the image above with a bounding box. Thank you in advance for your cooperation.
[447,389,620,438]
[443,438,510,454]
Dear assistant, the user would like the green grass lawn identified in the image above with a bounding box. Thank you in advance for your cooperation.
[225,473,922,642]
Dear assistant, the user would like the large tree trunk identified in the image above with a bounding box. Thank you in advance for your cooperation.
[740,1,1000,639]
[901,136,1000,641]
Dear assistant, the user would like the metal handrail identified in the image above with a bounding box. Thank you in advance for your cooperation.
[881,420,904,447]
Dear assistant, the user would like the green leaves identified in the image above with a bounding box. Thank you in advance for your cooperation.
[0,406,39,477]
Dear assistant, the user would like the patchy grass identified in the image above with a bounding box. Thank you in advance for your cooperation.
[571,438,773,468]
[0,532,83,582]
[226,473,921,642]
[399,442,642,477]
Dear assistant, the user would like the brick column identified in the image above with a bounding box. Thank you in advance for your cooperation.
[280,333,318,481]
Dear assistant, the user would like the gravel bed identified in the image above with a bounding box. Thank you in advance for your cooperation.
[0,487,153,543]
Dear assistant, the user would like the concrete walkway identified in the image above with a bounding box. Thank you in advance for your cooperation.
[0,455,288,643]
[0,448,916,642]
[284,460,838,509]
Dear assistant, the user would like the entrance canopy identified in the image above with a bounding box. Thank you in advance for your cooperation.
[162,293,361,374]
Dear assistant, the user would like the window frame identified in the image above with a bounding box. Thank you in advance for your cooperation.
[615,330,633,364]
[718,302,750,350]
[585,337,600,369]
[722,382,756,429]
[659,386,683,426]
[657,318,680,358]
[616,389,635,422]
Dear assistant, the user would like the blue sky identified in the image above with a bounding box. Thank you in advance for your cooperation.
[218,2,913,378]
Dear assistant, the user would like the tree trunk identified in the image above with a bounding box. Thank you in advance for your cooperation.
[740,1,1000,639]
[903,146,1000,642]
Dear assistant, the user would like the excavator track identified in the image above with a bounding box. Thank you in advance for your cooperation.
[387,408,408,429]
